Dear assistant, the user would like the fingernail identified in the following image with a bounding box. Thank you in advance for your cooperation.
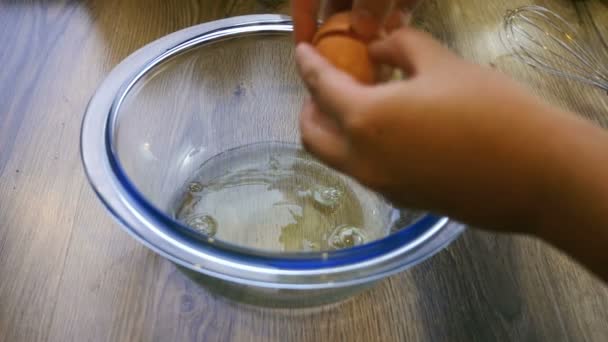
[302,97,314,109]
[295,42,309,56]
[295,44,320,92]
[386,11,411,31]
[403,12,413,25]
[295,43,315,65]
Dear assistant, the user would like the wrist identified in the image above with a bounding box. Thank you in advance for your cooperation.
[536,110,608,235]
[532,106,608,280]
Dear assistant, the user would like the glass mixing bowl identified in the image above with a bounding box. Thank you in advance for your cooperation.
[81,14,464,307]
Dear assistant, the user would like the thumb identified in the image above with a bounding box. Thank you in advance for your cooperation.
[294,43,366,124]
[369,27,451,76]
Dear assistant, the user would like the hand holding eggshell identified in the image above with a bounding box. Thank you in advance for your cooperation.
[312,12,378,84]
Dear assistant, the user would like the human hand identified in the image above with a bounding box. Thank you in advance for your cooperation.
[295,26,594,233]
[292,0,421,43]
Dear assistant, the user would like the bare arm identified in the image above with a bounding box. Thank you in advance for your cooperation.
[293,26,608,282]
[533,114,608,281]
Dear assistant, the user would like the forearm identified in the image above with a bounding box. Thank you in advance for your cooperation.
[535,107,608,281]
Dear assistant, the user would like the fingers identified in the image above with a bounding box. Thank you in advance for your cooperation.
[369,27,448,75]
[295,43,366,123]
[351,0,395,39]
[391,0,422,29]
[293,0,421,42]
[397,0,422,11]
[292,0,320,43]
[351,0,424,38]
[385,10,411,33]
[323,0,352,17]
[299,99,350,171]
[384,0,421,33]
[293,0,353,43]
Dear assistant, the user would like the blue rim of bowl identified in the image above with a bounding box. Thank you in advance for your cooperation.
[102,18,448,270]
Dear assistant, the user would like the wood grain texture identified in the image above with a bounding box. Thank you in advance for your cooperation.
[0,0,607,341]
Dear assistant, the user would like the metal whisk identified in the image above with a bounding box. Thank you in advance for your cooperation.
[501,5,608,92]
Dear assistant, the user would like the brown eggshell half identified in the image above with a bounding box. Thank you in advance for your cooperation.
[313,11,377,84]
[313,11,354,45]
[315,35,376,84]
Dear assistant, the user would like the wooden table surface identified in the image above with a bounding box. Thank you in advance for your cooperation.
[1,0,607,341]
